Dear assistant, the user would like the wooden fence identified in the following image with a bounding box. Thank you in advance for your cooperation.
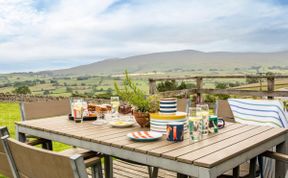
[148,75,288,103]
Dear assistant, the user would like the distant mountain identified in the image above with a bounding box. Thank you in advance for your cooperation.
[45,50,288,76]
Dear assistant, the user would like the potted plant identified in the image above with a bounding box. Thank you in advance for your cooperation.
[114,71,159,127]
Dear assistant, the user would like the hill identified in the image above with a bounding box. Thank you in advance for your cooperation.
[43,50,288,76]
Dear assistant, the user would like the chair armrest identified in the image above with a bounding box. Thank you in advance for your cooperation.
[84,156,101,167]
[261,151,288,163]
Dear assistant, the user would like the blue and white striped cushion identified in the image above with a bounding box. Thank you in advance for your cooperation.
[228,99,288,128]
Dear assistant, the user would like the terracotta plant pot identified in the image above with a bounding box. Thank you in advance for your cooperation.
[133,111,150,128]
[118,104,132,115]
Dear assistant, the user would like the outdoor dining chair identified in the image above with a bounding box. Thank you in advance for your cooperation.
[215,100,261,178]
[19,99,71,150]
[0,126,14,178]
[216,99,288,178]
[0,126,103,178]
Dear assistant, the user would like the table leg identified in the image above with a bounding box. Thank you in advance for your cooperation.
[42,140,53,150]
[275,136,288,178]
[152,167,159,178]
[177,173,188,178]
[233,166,240,178]
[248,157,257,178]
[104,155,113,178]
[15,125,26,142]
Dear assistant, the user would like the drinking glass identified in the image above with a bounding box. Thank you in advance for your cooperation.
[111,96,120,113]
[188,107,202,141]
[197,104,209,135]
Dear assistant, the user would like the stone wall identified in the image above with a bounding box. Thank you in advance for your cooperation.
[0,93,68,102]
[0,93,110,103]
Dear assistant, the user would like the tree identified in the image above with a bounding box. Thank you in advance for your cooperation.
[214,82,230,100]
[43,90,50,95]
[246,78,259,84]
[177,81,187,90]
[13,86,31,94]
[215,82,228,89]
[66,87,73,93]
[157,80,178,92]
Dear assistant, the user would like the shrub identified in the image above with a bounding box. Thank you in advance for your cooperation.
[13,86,31,94]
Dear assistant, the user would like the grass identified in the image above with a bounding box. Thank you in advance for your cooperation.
[0,102,70,178]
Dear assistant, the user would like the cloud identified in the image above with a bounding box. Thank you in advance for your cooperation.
[0,0,288,72]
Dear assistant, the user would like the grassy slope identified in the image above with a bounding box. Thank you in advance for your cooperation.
[0,102,70,178]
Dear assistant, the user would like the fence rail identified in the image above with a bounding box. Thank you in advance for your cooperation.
[148,75,288,103]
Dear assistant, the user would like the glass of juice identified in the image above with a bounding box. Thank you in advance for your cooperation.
[197,104,209,135]
[111,96,120,113]
[188,107,202,141]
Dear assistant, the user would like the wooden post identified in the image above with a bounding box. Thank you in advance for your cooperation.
[196,77,203,104]
[267,76,275,99]
[149,79,157,95]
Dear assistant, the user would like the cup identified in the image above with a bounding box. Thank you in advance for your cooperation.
[208,116,225,133]
[73,107,84,123]
[166,122,184,142]
[111,96,120,113]
[197,104,209,135]
[208,115,218,133]
[188,107,202,141]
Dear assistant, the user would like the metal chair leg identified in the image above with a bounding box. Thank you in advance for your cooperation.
[104,155,113,178]
[97,162,103,178]
[91,162,103,178]
[91,165,97,178]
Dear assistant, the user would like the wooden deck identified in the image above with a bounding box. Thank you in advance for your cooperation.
[112,160,176,178]
[86,159,177,178]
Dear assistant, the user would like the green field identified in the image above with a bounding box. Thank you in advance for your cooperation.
[0,102,70,178]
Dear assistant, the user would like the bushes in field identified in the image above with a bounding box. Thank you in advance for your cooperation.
[157,80,196,92]
[13,86,31,94]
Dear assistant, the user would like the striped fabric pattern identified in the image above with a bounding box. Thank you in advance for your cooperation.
[160,98,177,114]
[228,99,288,128]
[228,99,288,178]
[127,131,162,141]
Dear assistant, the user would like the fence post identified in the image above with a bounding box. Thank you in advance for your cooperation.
[267,76,275,99]
[196,77,203,104]
[149,79,157,95]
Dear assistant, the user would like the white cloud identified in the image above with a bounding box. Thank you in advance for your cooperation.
[0,0,288,68]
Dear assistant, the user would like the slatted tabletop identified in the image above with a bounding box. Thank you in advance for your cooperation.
[15,116,288,178]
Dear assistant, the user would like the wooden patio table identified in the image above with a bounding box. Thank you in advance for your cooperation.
[15,116,288,178]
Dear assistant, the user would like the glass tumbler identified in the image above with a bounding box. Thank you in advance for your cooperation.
[188,107,202,142]
[197,104,209,135]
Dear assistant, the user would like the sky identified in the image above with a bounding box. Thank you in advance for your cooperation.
[0,0,288,73]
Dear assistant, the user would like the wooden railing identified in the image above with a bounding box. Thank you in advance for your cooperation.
[148,75,288,103]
